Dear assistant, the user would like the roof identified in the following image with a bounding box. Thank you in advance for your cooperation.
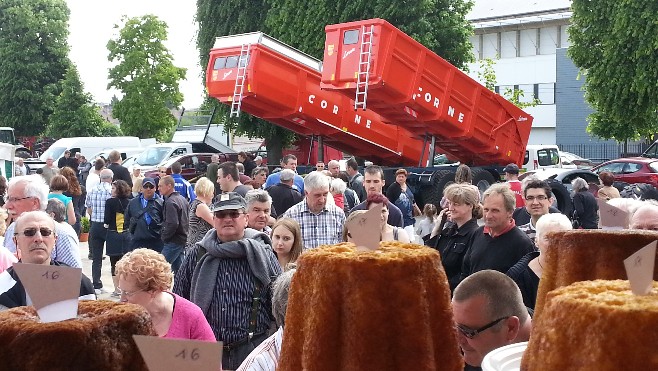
[468,0,572,29]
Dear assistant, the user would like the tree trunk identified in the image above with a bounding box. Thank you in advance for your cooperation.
[317,136,324,163]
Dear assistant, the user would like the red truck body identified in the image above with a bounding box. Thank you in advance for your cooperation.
[206,33,428,166]
[320,18,532,166]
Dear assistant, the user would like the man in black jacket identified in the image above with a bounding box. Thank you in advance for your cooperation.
[158,175,189,273]
[266,169,302,216]
[107,150,133,188]
[0,211,95,310]
[124,178,164,253]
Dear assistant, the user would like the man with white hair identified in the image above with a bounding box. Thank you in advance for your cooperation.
[266,169,303,216]
[282,171,345,249]
[0,211,95,310]
[327,160,340,178]
[41,156,58,185]
[245,189,274,234]
[630,203,658,230]
[85,168,114,294]
[4,175,81,268]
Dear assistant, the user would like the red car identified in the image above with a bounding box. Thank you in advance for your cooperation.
[591,157,658,187]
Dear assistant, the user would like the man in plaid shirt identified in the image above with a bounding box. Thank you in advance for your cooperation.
[85,168,113,294]
[282,171,345,249]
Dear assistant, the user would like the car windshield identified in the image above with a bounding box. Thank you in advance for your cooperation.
[40,146,66,161]
[135,147,171,166]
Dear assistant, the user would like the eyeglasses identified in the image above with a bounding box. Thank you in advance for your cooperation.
[525,195,548,202]
[118,288,145,298]
[14,227,54,237]
[214,210,245,219]
[142,184,155,189]
[4,196,33,203]
[456,316,509,339]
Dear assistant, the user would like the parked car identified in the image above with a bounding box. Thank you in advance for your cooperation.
[143,152,238,182]
[591,157,658,188]
[559,151,594,169]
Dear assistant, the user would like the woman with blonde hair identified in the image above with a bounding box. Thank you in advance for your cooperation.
[186,177,215,250]
[270,218,303,271]
[116,248,215,340]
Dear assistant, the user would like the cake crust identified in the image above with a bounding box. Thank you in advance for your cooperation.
[278,241,463,371]
[0,300,155,371]
[522,280,658,371]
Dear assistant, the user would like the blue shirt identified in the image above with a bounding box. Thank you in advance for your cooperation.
[264,172,304,194]
[172,173,196,201]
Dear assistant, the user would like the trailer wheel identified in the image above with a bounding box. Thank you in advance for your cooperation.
[548,179,573,216]
[423,170,455,207]
[620,183,658,200]
[471,168,497,196]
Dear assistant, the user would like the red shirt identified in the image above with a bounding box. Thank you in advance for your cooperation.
[508,180,525,208]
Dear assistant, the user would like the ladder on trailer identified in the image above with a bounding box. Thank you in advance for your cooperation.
[354,25,374,111]
[230,44,251,117]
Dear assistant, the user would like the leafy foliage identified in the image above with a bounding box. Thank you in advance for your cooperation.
[0,0,70,136]
[568,0,658,141]
[477,58,540,109]
[107,15,186,141]
[46,65,118,137]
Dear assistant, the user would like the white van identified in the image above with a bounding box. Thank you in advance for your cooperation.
[92,147,147,162]
[132,143,194,172]
[521,145,562,172]
[38,137,143,162]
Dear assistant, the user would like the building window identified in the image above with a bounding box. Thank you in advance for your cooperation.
[469,35,481,60]
[559,25,571,48]
[537,83,555,104]
[500,31,517,58]
[517,84,535,104]
[482,33,498,59]
[519,29,538,57]
[539,26,559,55]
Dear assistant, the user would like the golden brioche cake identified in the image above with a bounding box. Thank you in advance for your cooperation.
[0,300,155,371]
[522,280,658,371]
[535,229,658,319]
[278,241,463,371]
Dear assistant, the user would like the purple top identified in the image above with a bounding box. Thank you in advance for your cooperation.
[164,292,216,341]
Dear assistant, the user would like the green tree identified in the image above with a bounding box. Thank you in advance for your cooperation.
[196,0,295,165]
[46,65,112,137]
[0,0,70,136]
[568,0,658,141]
[107,15,186,141]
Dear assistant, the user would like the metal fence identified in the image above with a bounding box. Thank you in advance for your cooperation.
[558,143,650,163]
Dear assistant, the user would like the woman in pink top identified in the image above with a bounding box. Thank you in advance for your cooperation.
[115,248,215,341]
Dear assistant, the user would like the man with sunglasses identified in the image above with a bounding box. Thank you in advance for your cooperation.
[4,175,81,269]
[124,178,164,253]
[173,192,281,370]
[452,270,532,370]
[0,211,95,310]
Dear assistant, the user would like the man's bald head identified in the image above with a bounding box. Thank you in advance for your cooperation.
[630,203,658,231]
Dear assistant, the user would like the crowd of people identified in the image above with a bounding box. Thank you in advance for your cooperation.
[0,150,657,370]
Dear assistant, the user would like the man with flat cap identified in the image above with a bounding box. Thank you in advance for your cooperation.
[124,177,164,252]
[174,192,281,370]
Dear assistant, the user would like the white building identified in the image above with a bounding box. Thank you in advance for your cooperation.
[466,0,572,146]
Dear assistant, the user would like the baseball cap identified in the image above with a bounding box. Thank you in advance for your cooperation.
[503,163,520,174]
[211,192,247,212]
[142,177,156,186]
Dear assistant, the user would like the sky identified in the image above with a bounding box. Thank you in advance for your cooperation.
[66,0,204,108]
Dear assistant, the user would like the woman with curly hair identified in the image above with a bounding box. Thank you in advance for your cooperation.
[59,166,85,235]
[115,248,215,340]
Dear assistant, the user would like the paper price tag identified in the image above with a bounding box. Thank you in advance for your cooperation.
[133,335,222,371]
[12,263,82,322]
[346,205,382,251]
[624,241,656,295]
[597,199,629,230]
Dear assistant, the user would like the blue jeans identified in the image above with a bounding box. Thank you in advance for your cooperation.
[161,242,184,273]
[131,238,163,253]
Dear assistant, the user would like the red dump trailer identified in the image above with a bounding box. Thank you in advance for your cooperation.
[206,32,428,167]
[320,18,533,167]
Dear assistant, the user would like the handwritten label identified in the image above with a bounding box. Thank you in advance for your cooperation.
[597,199,629,229]
[624,241,656,295]
[12,263,81,322]
[346,204,382,251]
[133,335,222,371]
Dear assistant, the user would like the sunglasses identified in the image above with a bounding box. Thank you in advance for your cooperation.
[142,184,155,189]
[214,210,245,219]
[456,316,509,339]
[15,227,54,237]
